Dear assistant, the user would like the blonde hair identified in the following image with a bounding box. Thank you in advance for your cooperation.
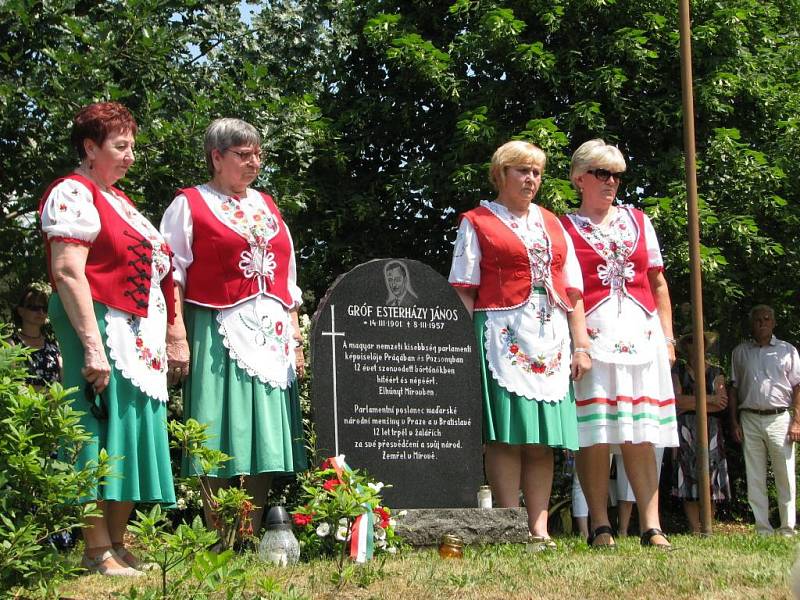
[569,139,626,189]
[489,141,546,191]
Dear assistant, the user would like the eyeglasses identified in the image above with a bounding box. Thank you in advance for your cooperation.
[225,148,262,163]
[587,168,624,183]
[24,304,47,313]
[84,382,109,421]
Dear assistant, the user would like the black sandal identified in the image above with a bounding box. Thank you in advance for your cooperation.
[640,528,673,550]
[587,525,617,549]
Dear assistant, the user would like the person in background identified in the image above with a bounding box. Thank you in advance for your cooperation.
[160,117,307,539]
[671,331,731,533]
[449,140,592,550]
[10,283,74,550]
[614,449,664,536]
[730,305,800,536]
[560,139,678,549]
[10,283,61,388]
[39,102,175,576]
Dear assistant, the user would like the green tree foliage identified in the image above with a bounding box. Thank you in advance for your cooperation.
[305,0,800,349]
[0,0,797,348]
[0,0,329,308]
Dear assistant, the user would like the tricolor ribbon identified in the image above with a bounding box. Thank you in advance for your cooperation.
[325,455,374,563]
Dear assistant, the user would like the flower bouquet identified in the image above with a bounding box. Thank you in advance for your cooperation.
[291,456,403,563]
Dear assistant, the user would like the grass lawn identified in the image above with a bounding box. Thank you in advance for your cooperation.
[55,528,798,600]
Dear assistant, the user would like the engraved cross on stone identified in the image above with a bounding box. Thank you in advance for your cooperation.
[321,304,345,455]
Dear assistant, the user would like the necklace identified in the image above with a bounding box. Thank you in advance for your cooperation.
[19,330,43,340]
[578,205,617,228]
[75,166,110,192]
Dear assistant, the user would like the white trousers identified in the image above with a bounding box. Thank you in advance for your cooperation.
[741,411,796,534]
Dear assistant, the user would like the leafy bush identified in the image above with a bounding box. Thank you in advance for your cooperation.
[0,333,108,597]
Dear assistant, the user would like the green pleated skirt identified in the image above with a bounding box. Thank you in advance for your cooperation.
[49,294,176,504]
[475,311,579,450]
[182,304,308,478]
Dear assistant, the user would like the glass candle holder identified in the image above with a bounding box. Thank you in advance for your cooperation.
[438,534,464,559]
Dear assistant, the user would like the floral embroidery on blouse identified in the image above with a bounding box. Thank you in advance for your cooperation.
[485,203,552,286]
[587,327,600,340]
[52,190,86,225]
[500,325,563,376]
[128,314,167,373]
[572,211,638,314]
[109,191,172,279]
[216,193,281,284]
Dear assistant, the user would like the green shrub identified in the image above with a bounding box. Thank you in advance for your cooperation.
[0,333,108,597]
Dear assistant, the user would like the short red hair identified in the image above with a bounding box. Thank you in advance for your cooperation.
[70,102,138,159]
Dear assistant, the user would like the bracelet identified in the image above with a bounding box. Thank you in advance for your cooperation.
[574,347,592,358]
[665,336,677,346]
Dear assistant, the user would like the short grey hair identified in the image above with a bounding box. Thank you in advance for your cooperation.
[749,304,775,321]
[204,118,261,175]
[569,139,626,189]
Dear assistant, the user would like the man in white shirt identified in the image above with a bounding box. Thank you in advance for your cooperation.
[730,304,800,535]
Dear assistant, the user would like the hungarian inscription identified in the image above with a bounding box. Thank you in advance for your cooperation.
[311,259,483,508]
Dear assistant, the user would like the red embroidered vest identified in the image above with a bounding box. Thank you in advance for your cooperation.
[559,207,657,315]
[460,204,573,311]
[39,173,176,324]
[181,187,294,308]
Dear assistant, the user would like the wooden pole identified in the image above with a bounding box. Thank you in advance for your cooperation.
[678,0,713,535]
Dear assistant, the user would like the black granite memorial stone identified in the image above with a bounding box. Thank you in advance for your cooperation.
[311,259,483,508]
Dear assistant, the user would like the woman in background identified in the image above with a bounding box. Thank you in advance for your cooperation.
[10,283,61,388]
[672,331,731,532]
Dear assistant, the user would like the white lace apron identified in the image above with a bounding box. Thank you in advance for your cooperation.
[197,187,296,389]
[478,203,572,402]
[103,192,170,403]
[483,290,571,402]
[215,295,296,389]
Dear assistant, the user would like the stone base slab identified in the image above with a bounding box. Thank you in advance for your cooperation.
[395,507,529,546]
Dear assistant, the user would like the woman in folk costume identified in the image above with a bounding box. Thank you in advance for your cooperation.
[40,102,175,576]
[449,141,592,549]
[560,139,678,549]
[160,118,307,536]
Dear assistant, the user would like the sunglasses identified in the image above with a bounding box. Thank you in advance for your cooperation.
[84,382,109,421]
[24,304,47,313]
[587,168,624,183]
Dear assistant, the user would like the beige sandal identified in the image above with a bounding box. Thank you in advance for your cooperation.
[527,535,557,552]
[81,548,142,577]
[112,543,158,571]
